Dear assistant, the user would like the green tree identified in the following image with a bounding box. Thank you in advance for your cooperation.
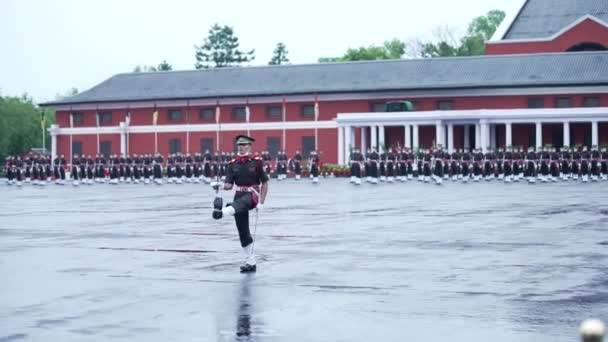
[269,42,290,65]
[133,61,173,73]
[0,93,55,164]
[195,24,255,69]
[409,9,506,58]
[157,60,173,71]
[319,38,405,62]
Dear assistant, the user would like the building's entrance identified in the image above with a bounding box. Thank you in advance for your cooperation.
[302,136,315,158]
[267,137,280,158]
[100,141,111,156]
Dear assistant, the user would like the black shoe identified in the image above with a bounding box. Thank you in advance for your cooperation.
[240,264,256,273]
[213,196,223,210]
[212,196,223,219]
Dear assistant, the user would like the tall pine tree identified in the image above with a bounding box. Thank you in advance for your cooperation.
[195,24,255,69]
[269,42,290,65]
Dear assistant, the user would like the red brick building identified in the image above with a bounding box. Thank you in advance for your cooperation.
[42,0,608,165]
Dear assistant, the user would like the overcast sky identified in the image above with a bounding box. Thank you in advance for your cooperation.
[1,0,521,102]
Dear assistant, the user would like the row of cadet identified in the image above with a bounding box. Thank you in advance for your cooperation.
[3,150,323,186]
[347,146,608,185]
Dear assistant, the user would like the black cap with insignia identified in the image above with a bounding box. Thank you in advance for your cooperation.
[235,135,255,145]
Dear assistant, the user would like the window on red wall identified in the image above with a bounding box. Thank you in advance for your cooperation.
[555,98,572,108]
[301,105,315,118]
[266,106,282,119]
[72,112,84,125]
[99,111,112,125]
[199,108,215,121]
[527,98,545,108]
[437,100,453,110]
[370,103,385,112]
[232,107,246,121]
[168,110,182,122]
[584,97,601,107]
[72,141,82,156]
[169,139,181,154]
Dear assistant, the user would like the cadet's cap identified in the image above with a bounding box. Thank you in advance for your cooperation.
[235,135,255,145]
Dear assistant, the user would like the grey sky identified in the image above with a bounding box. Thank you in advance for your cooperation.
[1,0,520,102]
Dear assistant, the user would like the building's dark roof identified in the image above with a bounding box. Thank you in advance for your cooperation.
[504,0,608,40]
[43,51,608,106]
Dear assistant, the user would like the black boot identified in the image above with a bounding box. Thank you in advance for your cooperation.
[240,264,256,273]
[212,196,223,219]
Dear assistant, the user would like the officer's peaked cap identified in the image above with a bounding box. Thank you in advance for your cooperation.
[235,135,255,144]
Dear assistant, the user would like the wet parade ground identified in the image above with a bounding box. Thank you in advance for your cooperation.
[1,178,607,342]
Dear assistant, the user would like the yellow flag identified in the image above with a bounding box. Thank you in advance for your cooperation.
[41,111,46,130]
[153,110,159,125]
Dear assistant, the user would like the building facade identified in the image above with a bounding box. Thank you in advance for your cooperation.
[42,0,608,165]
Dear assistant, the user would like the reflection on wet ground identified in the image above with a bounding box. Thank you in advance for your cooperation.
[0,179,607,341]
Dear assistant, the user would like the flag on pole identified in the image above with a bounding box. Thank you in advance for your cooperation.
[41,110,46,129]
[215,103,220,123]
[95,112,99,127]
[70,113,74,128]
[245,103,251,124]
[126,111,131,126]
[314,95,319,121]
[152,109,159,125]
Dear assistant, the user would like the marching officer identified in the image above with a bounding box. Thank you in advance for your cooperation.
[212,135,269,273]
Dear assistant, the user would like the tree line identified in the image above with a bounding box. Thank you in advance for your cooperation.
[135,9,505,70]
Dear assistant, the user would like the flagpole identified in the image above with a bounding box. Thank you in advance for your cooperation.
[42,111,45,154]
[186,100,190,154]
[282,96,287,151]
[314,95,319,150]
[126,110,130,155]
[69,112,73,166]
[95,106,99,155]
[153,106,158,154]
[246,100,250,136]
[215,101,220,152]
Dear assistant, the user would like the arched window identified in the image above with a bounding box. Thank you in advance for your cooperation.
[566,42,607,52]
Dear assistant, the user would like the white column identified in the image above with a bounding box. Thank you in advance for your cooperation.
[404,125,411,148]
[378,125,385,152]
[338,125,344,165]
[535,121,543,149]
[563,122,570,147]
[447,124,454,153]
[475,124,481,149]
[119,122,126,155]
[371,125,377,151]
[490,124,497,149]
[592,121,599,147]
[50,125,58,166]
[361,126,367,153]
[344,125,352,162]
[464,125,470,150]
[435,120,443,148]
[412,124,419,149]
[506,123,512,147]
[480,120,489,152]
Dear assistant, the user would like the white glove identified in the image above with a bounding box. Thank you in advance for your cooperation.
[210,181,223,191]
[256,203,265,211]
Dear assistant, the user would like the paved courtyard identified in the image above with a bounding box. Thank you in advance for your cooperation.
[1,179,607,341]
